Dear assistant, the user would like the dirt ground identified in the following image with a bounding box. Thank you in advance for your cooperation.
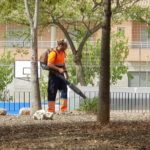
[0,112,150,150]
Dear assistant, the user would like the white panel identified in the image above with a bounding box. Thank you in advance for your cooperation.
[15,61,41,78]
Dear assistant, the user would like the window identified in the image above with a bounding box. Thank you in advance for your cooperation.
[131,23,150,48]
[128,71,150,87]
[140,28,150,48]
[6,28,31,48]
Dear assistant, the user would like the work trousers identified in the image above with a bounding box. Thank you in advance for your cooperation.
[48,72,67,101]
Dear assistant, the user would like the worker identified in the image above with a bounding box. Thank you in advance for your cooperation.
[47,39,69,113]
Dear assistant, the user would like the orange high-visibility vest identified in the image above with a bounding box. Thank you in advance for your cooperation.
[47,50,65,67]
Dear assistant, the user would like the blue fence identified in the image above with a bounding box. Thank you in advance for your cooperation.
[0,102,30,114]
[0,91,150,114]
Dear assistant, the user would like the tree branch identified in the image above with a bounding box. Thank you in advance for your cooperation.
[81,15,91,33]
[112,0,141,14]
[92,0,103,11]
[53,20,77,55]
[78,22,102,55]
[24,0,33,27]
[34,0,39,28]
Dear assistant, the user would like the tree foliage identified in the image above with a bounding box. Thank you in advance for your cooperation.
[110,31,129,84]
[0,0,141,86]
[67,31,129,85]
[0,51,14,100]
[40,0,141,85]
[39,71,48,100]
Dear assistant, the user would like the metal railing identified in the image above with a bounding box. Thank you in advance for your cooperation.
[130,42,150,49]
[110,92,150,112]
[1,40,150,49]
[0,41,57,48]
[0,91,150,114]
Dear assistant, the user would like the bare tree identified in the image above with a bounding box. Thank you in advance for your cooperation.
[97,0,111,124]
[24,0,41,114]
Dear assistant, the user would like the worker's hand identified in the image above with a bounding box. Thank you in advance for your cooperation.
[58,68,65,74]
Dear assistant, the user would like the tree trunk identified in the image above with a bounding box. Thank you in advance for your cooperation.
[74,53,86,85]
[24,0,41,115]
[75,62,85,86]
[30,27,41,114]
[97,0,111,124]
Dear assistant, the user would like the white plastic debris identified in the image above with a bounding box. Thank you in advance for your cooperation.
[32,110,54,120]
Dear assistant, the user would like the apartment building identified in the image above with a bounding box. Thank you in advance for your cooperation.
[0,23,65,59]
[114,21,150,87]
[0,20,150,88]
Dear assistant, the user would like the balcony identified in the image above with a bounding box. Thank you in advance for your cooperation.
[130,42,150,49]
[0,41,57,49]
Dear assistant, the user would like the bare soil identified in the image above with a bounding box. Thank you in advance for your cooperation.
[0,112,150,150]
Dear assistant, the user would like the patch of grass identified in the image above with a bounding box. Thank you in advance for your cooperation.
[79,97,98,114]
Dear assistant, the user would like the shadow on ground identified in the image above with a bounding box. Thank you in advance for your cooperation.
[0,120,150,150]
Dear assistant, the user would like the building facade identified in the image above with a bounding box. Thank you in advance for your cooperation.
[0,20,150,88]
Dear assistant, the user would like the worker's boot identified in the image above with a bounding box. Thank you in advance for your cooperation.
[48,101,55,112]
[60,99,67,112]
